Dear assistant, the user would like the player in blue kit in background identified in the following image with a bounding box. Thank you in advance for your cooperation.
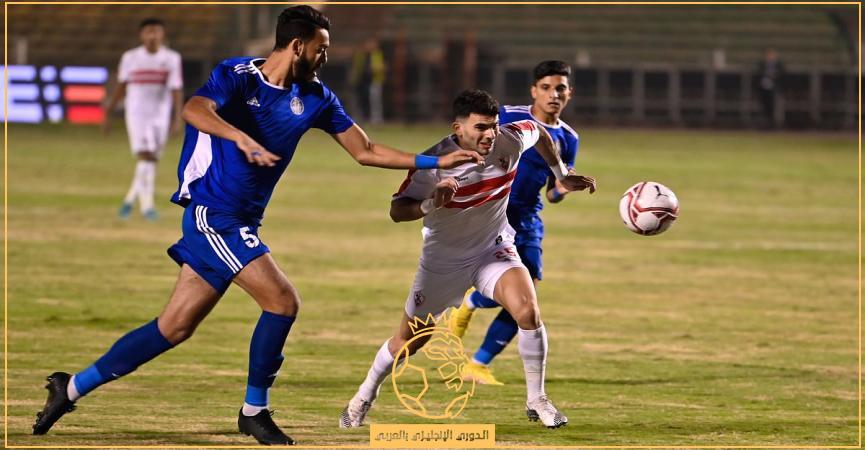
[32,6,481,445]
[449,60,583,386]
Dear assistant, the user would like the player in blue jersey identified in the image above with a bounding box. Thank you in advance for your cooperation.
[448,61,584,386]
[32,6,481,445]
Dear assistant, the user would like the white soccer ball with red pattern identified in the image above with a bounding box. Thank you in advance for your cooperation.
[619,181,679,236]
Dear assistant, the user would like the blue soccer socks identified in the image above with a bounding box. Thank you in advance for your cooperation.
[67,311,298,413]
[72,319,174,399]
[467,291,515,365]
[469,290,499,309]
[245,311,296,411]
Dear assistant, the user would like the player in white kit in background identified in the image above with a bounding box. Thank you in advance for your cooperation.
[340,90,596,429]
[103,17,184,221]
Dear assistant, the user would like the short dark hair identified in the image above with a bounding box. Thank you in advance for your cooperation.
[274,6,331,50]
[139,17,164,29]
[453,89,499,120]
[533,60,571,83]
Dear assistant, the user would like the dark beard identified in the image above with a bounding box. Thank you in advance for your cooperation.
[294,57,314,80]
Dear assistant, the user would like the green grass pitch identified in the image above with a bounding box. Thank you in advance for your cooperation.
[4,122,859,446]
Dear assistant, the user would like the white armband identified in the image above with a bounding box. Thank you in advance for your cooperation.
[550,161,569,181]
[420,198,436,215]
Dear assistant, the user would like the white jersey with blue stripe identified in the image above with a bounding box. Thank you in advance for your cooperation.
[499,105,579,240]
[171,57,354,222]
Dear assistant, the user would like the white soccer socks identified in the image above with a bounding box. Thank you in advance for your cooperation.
[344,340,401,428]
[66,375,81,402]
[138,160,157,213]
[242,402,267,417]
[517,324,548,402]
[124,161,145,205]
[356,341,395,402]
[124,160,156,212]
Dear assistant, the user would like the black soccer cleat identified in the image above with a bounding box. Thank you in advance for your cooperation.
[32,372,76,435]
[238,408,296,446]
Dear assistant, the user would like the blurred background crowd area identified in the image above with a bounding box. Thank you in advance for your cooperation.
[4,2,859,129]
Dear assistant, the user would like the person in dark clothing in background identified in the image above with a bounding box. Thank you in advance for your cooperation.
[757,48,785,129]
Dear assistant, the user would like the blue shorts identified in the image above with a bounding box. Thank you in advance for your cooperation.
[167,203,270,294]
[517,244,542,281]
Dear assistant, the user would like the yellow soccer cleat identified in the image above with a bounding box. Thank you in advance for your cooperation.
[462,362,504,386]
[448,300,475,338]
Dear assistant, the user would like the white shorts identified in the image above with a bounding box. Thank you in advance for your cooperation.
[404,239,526,319]
[126,115,169,157]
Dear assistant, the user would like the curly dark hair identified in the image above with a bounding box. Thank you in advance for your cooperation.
[453,89,499,120]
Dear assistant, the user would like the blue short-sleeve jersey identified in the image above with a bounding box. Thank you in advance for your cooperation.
[499,105,579,242]
[171,57,354,221]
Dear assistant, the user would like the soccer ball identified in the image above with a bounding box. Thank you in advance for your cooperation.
[619,181,679,236]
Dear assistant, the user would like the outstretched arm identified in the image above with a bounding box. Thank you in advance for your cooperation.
[532,125,596,194]
[390,178,459,222]
[181,96,281,167]
[332,125,484,170]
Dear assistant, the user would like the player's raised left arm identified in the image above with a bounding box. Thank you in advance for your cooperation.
[532,125,596,194]
[332,124,484,170]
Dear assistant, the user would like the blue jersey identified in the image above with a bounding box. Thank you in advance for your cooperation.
[171,57,354,221]
[499,105,579,242]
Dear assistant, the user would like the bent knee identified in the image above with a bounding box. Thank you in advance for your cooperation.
[388,334,429,357]
[405,334,431,355]
[262,284,301,316]
[511,302,541,330]
[159,322,197,345]
[137,151,159,162]
[388,336,408,357]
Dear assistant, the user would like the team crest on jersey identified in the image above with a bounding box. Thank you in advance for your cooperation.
[290,97,304,115]
[413,290,426,306]
[498,157,509,171]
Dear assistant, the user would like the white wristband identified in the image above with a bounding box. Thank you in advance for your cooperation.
[550,161,569,181]
[420,198,436,215]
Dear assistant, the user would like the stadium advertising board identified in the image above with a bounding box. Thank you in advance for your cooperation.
[2,65,108,124]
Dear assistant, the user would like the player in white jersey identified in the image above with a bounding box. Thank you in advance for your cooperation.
[103,18,184,221]
[340,90,596,429]
[450,60,584,387]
